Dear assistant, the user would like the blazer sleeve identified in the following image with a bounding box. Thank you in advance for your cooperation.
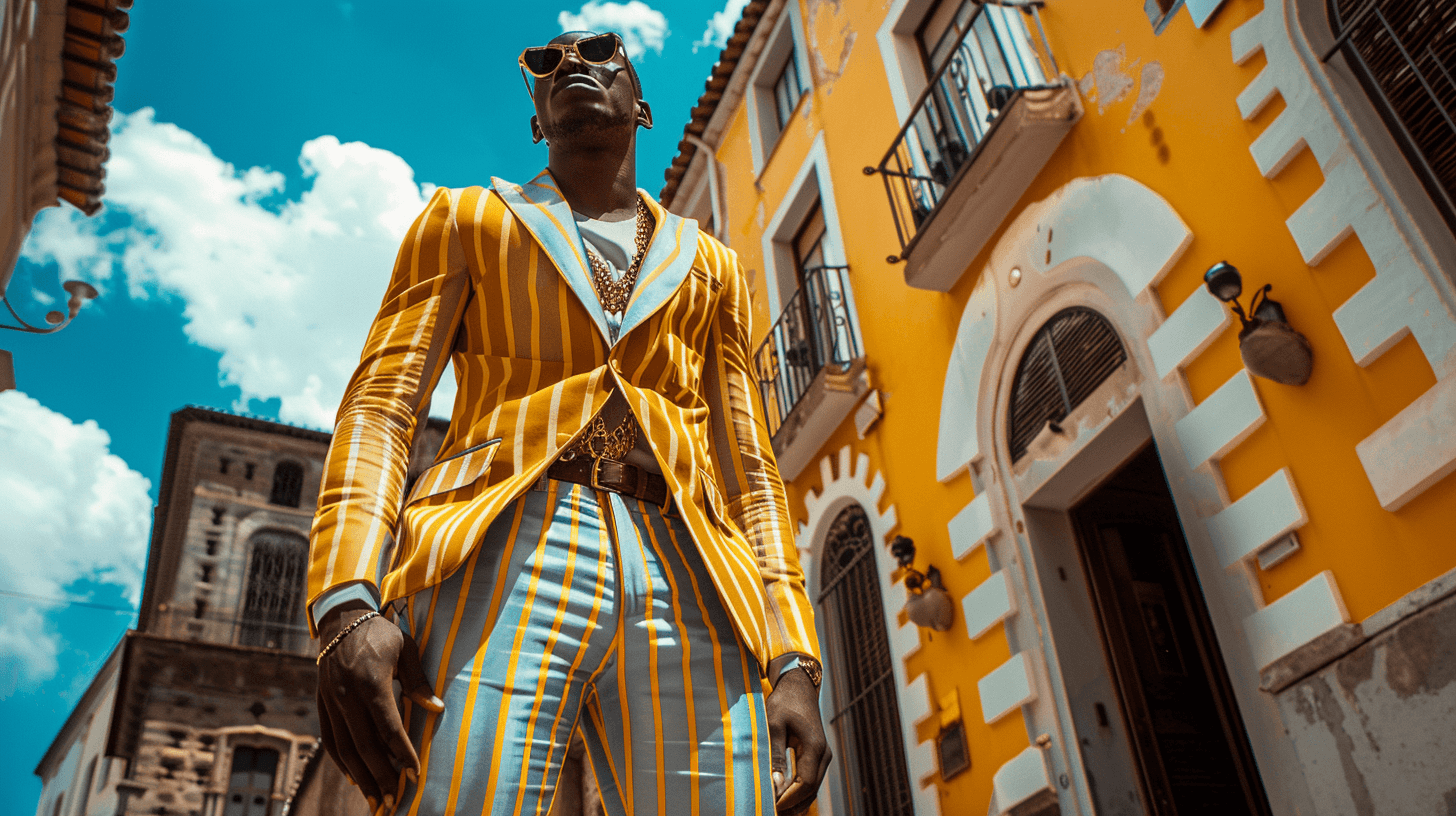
[305,186,469,634]
[703,252,822,664]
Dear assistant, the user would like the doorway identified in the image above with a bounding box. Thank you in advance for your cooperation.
[1069,445,1271,816]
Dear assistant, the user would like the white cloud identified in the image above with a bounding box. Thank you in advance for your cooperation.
[21,108,456,429]
[695,0,750,52]
[558,1,670,58]
[0,391,152,695]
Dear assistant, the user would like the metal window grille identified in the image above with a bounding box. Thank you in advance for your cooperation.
[269,461,304,507]
[753,265,860,440]
[1325,0,1456,230]
[224,746,279,816]
[817,504,914,816]
[239,531,308,651]
[873,1,1057,258]
[1007,307,1127,462]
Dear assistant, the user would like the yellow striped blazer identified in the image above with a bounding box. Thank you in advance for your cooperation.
[306,170,820,672]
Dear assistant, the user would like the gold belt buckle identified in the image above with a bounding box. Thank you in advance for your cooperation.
[590,457,607,491]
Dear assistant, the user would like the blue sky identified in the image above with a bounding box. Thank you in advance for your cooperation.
[0,0,747,808]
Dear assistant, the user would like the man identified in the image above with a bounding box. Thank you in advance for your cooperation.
[307,30,830,816]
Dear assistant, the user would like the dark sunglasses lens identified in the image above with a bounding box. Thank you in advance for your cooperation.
[577,34,618,62]
[523,48,563,76]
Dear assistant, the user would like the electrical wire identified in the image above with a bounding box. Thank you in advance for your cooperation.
[0,588,138,613]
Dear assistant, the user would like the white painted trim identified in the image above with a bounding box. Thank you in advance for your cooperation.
[947,492,998,560]
[1148,288,1231,380]
[991,748,1055,815]
[874,0,937,125]
[1232,0,1456,513]
[1355,376,1456,511]
[1205,468,1308,569]
[978,652,1037,724]
[1186,0,1229,28]
[744,2,811,176]
[935,175,1194,483]
[758,133,858,341]
[797,446,940,815]
[1174,370,1266,469]
[963,569,1017,639]
[1243,571,1350,668]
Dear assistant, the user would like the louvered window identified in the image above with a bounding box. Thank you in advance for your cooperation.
[1326,0,1456,230]
[817,504,914,815]
[1007,308,1127,462]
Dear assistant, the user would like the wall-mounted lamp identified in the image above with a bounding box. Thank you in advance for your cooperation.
[2,280,99,335]
[891,535,954,631]
[1204,262,1313,385]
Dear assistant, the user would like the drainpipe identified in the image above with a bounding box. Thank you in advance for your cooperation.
[684,135,728,242]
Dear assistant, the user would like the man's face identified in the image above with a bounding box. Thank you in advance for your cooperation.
[530,32,643,144]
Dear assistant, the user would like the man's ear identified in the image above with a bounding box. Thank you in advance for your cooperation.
[636,100,653,130]
[530,115,545,144]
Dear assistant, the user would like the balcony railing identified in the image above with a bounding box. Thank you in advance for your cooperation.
[755,265,861,439]
[872,0,1062,264]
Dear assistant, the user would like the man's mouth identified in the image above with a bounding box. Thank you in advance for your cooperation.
[553,73,601,95]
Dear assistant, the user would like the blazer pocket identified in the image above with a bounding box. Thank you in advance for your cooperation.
[404,438,502,507]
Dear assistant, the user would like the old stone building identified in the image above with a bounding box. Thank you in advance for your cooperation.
[35,407,448,816]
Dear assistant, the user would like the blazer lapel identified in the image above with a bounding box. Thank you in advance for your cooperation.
[491,171,612,342]
[618,193,701,342]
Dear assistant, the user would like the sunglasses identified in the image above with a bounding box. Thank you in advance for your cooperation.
[518,33,623,96]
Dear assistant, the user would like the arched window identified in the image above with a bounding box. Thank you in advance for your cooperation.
[817,504,914,815]
[239,531,307,651]
[1007,307,1127,462]
[268,461,304,507]
[1326,0,1456,229]
[224,746,279,816]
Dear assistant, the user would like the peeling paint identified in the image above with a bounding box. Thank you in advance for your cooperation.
[1080,46,1138,114]
[1126,62,1164,128]
[808,0,856,90]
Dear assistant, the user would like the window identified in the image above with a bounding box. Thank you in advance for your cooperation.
[772,51,804,132]
[1326,0,1456,230]
[269,461,304,507]
[1007,308,1127,462]
[224,746,278,816]
[239,531,307,650]
[77,756,97,814]
[1144,0,1186,32]
[817,504,914,815]
[749,9,811,170]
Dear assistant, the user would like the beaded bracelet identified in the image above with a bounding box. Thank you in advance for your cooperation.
[316,610,380,665]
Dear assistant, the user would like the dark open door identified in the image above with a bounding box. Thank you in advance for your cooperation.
[1070,445,1271,816]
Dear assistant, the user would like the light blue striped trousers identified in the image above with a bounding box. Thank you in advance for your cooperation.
[392,479,775,816]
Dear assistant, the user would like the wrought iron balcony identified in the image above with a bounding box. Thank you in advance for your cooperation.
[754,265,869,479]
[870,0,1080,292]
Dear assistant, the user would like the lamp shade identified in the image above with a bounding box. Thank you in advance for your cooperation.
[1204,262,1243,302]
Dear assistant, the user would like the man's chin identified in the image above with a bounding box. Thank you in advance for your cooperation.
[542,109,636,144]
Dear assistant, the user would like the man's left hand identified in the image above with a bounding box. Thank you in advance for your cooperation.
[766,668,832,814]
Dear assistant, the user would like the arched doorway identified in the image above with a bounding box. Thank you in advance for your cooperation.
[817,504,915,816]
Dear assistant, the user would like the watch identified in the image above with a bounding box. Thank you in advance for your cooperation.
[779,655,823,689]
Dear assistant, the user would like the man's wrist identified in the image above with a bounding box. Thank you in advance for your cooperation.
[318,599,377,641]
[769,653,822,690]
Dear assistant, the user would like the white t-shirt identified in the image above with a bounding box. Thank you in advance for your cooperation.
[574,211,638,283]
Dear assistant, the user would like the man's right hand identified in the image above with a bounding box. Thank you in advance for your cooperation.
[316,601,444,814]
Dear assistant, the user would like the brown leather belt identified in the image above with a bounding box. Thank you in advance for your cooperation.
[547,456,669,507]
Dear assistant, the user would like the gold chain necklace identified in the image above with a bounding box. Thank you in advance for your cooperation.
[585,197,653,317]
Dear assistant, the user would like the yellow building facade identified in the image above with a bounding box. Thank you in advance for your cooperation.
[661,0,1456,813]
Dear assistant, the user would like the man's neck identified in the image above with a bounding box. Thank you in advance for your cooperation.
[548,134,640,221]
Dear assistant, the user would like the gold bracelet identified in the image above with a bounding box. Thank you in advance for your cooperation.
[316,610,380,665]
